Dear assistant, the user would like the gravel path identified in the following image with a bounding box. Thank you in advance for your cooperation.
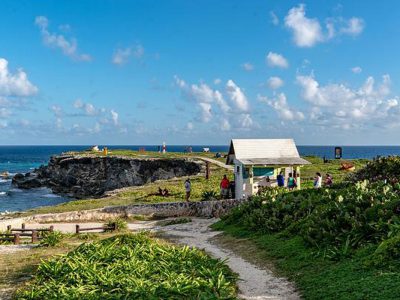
[1,218,299,299]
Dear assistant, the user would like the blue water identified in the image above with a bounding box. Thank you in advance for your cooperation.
[1,145,400,213]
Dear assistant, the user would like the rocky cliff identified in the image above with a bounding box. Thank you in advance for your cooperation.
[12,155,201,198]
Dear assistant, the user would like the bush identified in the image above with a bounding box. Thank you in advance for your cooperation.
[201,190,218,201]
[16,233,237,299]
[104,218,128,232]
[39,231,64,247]
[221,180,400,257]
[161,218,192,226]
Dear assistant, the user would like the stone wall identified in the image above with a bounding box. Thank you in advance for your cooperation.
[7,199,244,226]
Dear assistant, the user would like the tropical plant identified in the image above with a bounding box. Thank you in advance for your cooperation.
[16,233,237,299]
[201,190,218,201]
[104,218,128,232]
[39,231,64,247]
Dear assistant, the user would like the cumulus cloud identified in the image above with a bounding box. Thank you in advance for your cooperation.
[296,73,398,128]
[186,122,194,130]
[267,76,284,90]
[241,62,254,71]
[259,93,305,121]
[226,80,249,112]
[284,4,365,47]
[112,44,145,65]
[351,66,362,74]
[214,78,221,85]
[266,52,289,69]
[0,58,38,97]
[73,99,98,116]
[175,76,255,131]
[284,4,323,47]
[35,16,91,61]
[341,17,365,36]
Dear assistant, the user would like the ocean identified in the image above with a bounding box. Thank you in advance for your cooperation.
[1,145,400,213]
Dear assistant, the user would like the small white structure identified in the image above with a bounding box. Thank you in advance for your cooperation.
[226,139,311,200]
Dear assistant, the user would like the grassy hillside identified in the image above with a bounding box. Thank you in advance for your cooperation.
[213,158,400,299]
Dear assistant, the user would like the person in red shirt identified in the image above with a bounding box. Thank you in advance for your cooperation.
[220,175,230,199]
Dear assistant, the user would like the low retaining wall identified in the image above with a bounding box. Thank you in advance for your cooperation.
[104,199,244,218]
[1,199,244,227]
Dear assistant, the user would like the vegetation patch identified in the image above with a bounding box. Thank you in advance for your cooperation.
[160,218,192,226]
[15,233,237,300]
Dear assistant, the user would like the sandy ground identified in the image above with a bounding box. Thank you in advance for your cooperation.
[1,218,299,300]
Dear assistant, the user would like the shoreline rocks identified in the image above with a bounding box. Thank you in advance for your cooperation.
[12,155,201,198]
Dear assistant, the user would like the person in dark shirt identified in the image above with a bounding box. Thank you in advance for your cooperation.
[277,171,285,187]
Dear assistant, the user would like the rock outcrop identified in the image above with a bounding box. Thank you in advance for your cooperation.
[12,155,201,198]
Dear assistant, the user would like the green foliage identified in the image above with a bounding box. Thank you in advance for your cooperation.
[369,234,400,266]
[16,233,237,299]
[350,156,400,184]
[39,231,64,247]
[104,218,128,232]
[222,180,400,258]
[201,190,219,201]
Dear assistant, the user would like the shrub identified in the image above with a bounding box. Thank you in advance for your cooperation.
[161,218,192,226]
[201,190,218,201]
[104,218,128,232]
[39,231,64,247]
[16,233,237,299]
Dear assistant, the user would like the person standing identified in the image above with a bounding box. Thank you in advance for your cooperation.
[277,171,285,187]
[324,173,333,187]
[287,173,297,190]
[220,175,230,199]
[314,172,322,188]
[185,178,191,201]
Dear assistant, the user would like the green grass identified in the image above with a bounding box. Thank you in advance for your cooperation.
[15,233,238,299]
[213,223,400,300]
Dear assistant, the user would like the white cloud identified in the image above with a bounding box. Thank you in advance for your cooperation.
[186,122,193,130]
[341,17,365,36]
[50,105,63,117]
[267,76,284,90]
[112,44,145,65]
[198,102,212,122]
[226,80,249,112]
[259,93,304,121]
[284,5,364,47]
[266,52,289,69]
[0,108,11,118]
[238,114,254,128]
[110,110,119,125]
[270,11,279,26]
[0,58,38,97]
[35,16,91,61]
[284,4,323,47]
[241,62,254,71]
[351,66,362,74]
[296,73,398,128]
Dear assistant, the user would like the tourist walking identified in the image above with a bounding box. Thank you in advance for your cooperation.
[314,172,322,188]
[277,171,285,187]
[287,173,297,190]
[220,175,230,199]
[324,173,333,187]
[184,178,191,201]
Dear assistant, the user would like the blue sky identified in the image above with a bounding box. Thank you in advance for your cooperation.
[1,0,400,145]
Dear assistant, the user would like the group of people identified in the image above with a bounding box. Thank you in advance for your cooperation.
[276,171,333,189]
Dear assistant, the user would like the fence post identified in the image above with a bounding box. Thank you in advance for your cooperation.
[6,225,11,232]
[31,230,38,243]
[112,222,117,231]
[49,225,54,232]
[75,225,80,234]
[21,223,25,229]
[13,233,20,245]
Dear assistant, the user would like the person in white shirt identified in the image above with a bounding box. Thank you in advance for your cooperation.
[184,178,191,201]
[314,172,322,188]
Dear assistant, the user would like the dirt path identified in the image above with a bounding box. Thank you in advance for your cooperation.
[2,218,299,300]
[195,156,234,171]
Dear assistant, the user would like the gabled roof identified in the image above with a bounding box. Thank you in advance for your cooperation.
[226,139,310,166]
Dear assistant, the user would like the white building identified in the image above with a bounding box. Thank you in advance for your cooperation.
[226,139,311,200]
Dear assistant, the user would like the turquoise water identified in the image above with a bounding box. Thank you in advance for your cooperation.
[2,145,400,213]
